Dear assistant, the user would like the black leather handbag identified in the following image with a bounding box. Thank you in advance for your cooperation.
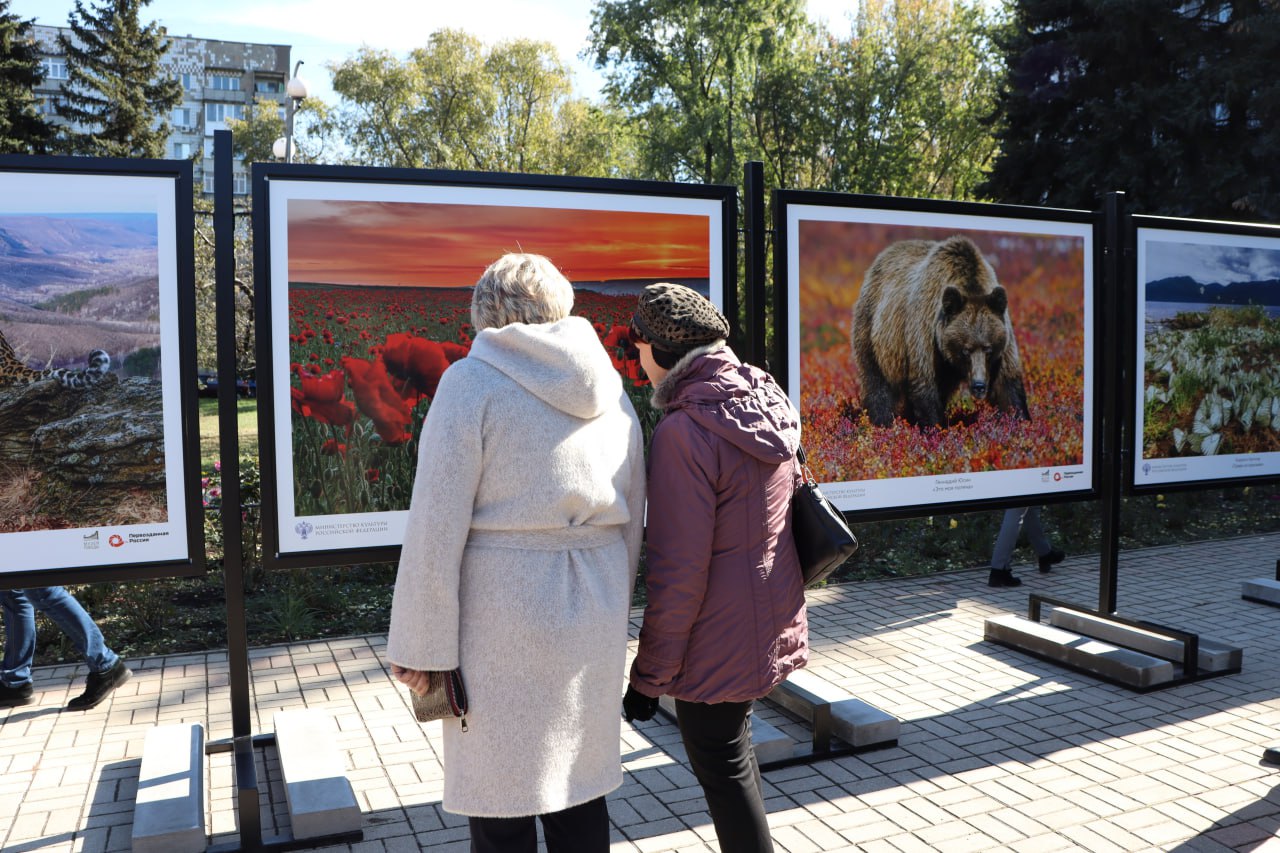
[792,448,858,586]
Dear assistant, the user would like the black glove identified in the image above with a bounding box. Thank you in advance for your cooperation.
[622,685,659,722]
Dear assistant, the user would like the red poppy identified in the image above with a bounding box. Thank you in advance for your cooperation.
[321,439,347,456]
[342,355,413,444]
[290,368,356,434]
[382,333,469,403]
[365,467,380,483]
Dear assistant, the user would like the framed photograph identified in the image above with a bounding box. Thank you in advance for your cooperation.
[776,192,1097,516]
[1131,217,1280,490]
[0,156,201,583]
[256,166,734,566]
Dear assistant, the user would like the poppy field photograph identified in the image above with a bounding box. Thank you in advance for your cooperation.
[1135,226,1280,487]
[783,203,1094,513]
[266,178,725,555]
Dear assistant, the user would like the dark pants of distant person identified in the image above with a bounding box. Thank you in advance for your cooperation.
[675,698,774,853]
[468,795,609,853]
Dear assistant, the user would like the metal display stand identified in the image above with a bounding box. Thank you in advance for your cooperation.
[986,193,1241,690]
[204,130,362,853]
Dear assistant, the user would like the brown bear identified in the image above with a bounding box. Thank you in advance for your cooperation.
[851,235,1030,428]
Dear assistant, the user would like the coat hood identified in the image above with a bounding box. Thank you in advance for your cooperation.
[468,316,623,420]
[652,345,799,463]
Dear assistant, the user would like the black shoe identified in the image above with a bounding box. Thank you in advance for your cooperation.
[988,568,1023,588]
[1038,549,1066,573]
[67,660,130,711]
[1264,746,1280,765]
[0,682,34,707]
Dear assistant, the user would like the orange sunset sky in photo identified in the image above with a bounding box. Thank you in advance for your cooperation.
[288,199,711,287]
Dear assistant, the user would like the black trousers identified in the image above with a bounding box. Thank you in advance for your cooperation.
[468,795,609,853]
[675,698,775,853]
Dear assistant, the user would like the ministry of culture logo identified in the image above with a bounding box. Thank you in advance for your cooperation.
[83,531,100,550]
[295,521,314,540]
[108,534,125,548]
[1142,462,1152,476]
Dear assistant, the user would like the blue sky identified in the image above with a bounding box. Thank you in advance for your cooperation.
[13,0,858,104]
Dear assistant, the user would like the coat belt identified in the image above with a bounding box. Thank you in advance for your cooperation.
[466,525,623,551]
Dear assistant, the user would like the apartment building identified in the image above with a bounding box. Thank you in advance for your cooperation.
[32,25,292,196]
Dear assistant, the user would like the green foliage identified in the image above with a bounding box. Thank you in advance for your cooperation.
[123,345,160,377]
[0,0,54,153]
[55,0,182,158]
[34,285,115,313]
[327,30,631,176]
[226,94,333,166]
[981,0,1278,219]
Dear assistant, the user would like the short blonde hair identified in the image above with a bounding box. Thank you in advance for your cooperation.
[471,253,574,330]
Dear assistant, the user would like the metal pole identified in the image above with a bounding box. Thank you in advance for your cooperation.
[742,161,766,369]
[213,129,263,850]
[1098,191,1126,615]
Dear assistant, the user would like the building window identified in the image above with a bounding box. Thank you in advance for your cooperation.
[203,173,216,194]
[172,106,196,128]
[255,79,283,94]
[41,58,68,80]
[173,142,193,159]
[204,102,245,122]
[233,173,248,195]
[178,72,197,90]
[208,73,241,91]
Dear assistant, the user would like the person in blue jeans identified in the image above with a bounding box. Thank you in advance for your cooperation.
[988,507,1065,587]
[0,587,131,710]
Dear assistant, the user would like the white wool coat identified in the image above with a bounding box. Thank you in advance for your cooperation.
[386,315,645,818]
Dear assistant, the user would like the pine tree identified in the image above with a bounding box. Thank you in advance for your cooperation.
[55,0,181,158]
[0,0,54,154]
[980,0,1274,220]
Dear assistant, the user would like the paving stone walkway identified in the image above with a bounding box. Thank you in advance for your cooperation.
[5,532,1280,851]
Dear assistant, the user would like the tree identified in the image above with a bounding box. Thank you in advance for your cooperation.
[590,0,812,185]
[980,0,1277,219]
[227,95,333,166]
[328,30,632,176]
[813,0,1004,199]
[0,0,54,153]
[55,0,181,158]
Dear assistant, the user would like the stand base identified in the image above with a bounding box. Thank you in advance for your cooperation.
[1242,577,1280,607]
[985,599,1242,692]
[654,674,898,771]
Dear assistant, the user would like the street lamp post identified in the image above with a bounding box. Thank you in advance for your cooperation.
[274,60,308,162]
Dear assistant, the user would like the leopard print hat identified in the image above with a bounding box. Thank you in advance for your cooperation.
[633,283,729,355]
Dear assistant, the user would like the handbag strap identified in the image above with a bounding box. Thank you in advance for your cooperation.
[795,446,817,488]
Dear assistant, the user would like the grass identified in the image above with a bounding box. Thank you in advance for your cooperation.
[198,397,259,467]
[28,395,1280,667]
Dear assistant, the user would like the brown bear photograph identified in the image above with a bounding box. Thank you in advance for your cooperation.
[852,236,1030,428]
[785,206,1093,511]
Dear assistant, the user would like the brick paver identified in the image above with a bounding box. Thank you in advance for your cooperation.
[4,532,1280,851]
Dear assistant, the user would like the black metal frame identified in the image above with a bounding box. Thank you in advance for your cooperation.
[0,154,204,586]
[251,161,738,571]
[1123,211,1280,495]
[768,188,1103,522]
[212,133,362,853]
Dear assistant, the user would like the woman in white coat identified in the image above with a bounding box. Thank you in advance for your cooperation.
[386,253,646,852]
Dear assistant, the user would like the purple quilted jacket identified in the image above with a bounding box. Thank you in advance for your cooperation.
[630,345,809,704]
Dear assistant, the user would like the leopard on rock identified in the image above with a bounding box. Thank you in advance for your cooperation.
[0,328,111,390]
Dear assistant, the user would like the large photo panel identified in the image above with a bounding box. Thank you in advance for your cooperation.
[261,171,731,560]
[1133,220,1280,489]
[0,160,199,579]
[782,196,1096,514]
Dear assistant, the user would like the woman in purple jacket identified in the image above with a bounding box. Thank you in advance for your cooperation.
[622,283,808,853]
